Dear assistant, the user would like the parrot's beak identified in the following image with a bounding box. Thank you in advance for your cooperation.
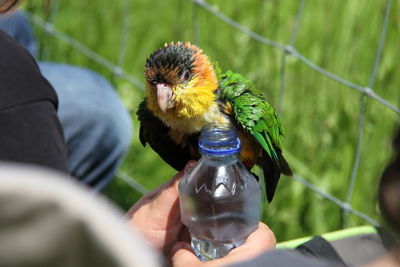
[156,83,174,113]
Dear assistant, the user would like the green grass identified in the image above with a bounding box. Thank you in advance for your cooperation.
[26,0,400,242]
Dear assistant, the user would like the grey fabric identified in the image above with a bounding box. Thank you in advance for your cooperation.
[331,234,387,267]
[0,163,160,267]
[0,193,119,267]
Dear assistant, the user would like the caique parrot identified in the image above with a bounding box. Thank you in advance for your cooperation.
[137,42,292,202]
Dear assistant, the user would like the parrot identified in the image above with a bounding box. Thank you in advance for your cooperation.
[137,42,292,202]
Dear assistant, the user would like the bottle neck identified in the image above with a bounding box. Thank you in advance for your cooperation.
[201,153,239,165]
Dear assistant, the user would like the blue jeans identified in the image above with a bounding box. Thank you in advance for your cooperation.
[0,12,133,190]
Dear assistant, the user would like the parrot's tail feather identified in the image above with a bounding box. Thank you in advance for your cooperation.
[262,150,280,203]
[279,154,293,176]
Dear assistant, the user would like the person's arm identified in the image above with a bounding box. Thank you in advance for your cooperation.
[0,29,68,173]
[0,101,68,172]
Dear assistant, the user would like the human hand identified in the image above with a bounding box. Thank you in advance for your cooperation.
[126,161,196,255]
[170,222,276,267]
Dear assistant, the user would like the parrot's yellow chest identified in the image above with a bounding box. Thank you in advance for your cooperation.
[164,102,230,135]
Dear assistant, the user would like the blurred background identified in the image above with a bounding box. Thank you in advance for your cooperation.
[23,0,399,242]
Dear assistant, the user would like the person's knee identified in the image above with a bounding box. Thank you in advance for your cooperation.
[39,62,133,154]
[39,63,133,183]
[86,102,133,155]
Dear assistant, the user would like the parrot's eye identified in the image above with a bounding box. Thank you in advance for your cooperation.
[180,69,191,82]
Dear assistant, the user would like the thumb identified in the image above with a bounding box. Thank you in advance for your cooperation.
[170,242,201,267]
[126,161,197,217]
[156,160,197,199]
[150,160,198,205]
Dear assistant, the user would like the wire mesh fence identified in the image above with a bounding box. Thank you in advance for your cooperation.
[24,0,399,232]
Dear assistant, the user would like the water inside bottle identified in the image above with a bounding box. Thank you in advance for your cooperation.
[179,162,260,260]
[179,124,261,261]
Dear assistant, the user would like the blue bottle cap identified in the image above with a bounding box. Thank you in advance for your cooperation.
[199,124,241,155]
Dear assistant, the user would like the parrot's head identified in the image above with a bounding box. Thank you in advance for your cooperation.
[144,42,218,119]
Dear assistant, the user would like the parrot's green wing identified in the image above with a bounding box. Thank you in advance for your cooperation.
[218,70,292,202]
[137,98,194,171]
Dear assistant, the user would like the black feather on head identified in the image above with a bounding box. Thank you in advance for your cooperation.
[145,42,195,85]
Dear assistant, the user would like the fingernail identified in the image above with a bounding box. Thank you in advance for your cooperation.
[188,160,197,167]
[184,160,197,173]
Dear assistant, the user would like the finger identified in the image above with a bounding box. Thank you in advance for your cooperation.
[170,242,201,267]
[135,161,198,227]
[178,226,191,243]
[184,160,197,172]
[244,222,276,249]
[127,161,197,221]
[228,222,275,258]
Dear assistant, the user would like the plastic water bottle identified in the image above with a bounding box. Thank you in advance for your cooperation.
[178,124,262,261]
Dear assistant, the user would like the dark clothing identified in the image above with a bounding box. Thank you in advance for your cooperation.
[0,30,68,172]
[296,236,346,265]
[229,250,341,267]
